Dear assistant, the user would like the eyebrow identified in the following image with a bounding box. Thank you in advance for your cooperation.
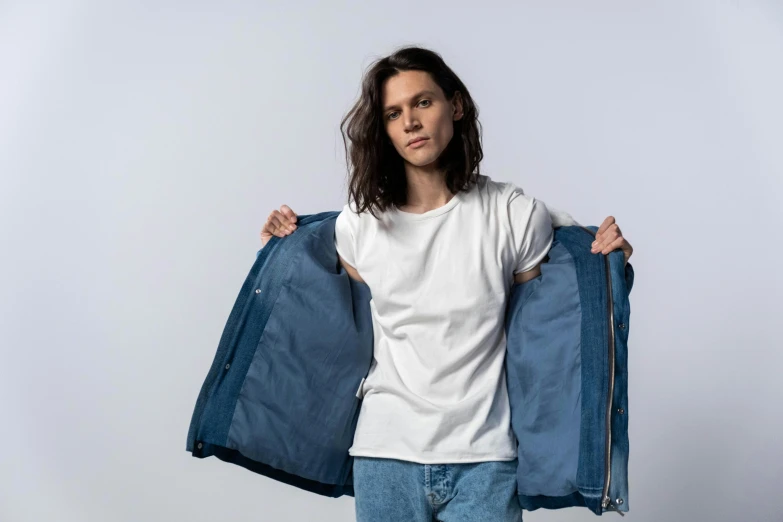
[383,90,437,112]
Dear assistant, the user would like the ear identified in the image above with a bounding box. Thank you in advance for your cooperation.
[452,91,464,120]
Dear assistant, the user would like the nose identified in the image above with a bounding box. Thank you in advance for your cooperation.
[403,112,421,132]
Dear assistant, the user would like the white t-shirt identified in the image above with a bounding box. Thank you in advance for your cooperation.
[333,174,558,464]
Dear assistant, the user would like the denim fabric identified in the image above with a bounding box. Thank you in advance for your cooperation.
[187,211,371,497]
[504,240,583,498]
[186,211,633,515]
[504,225,632,515]
[352,456,523,522]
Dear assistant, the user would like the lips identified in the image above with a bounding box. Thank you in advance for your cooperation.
[408,137,429,146]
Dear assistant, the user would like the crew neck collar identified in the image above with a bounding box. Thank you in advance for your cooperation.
[391,187,466,222]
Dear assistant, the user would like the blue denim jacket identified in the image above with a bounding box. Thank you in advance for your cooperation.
[186,210,634,516]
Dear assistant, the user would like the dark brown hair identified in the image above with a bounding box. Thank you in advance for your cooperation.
[339,45,484,219]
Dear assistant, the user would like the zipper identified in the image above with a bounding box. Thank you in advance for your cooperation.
[604,498,624,516]
[579,226,624,517]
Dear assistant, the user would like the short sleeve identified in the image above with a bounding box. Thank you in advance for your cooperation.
[507,187,554,274]
[334,203,358,268]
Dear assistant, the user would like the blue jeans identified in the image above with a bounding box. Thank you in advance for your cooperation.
[352,456,523,521]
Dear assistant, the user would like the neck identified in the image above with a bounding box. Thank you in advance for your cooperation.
[402,170,452,212]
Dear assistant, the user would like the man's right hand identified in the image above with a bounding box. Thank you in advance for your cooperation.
[259,205,365,284]
[260,205,297,247]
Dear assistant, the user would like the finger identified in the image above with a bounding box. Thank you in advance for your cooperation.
[280,205,298,225]
[592,229,619,252]
[265,213,284,235]
[600,236,625,255]
[272,210,293,228]
[592,223,620,252]
[268,212,295,236]
[595,216,615,237]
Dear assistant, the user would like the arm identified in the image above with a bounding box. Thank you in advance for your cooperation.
[338,253,366,283]
[513,259,543,284]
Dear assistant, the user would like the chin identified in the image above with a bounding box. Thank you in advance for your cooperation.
[407,158,436,167]
[408,151,440,163]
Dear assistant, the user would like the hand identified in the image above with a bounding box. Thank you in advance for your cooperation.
[590,216,633,266]
[260,205,298,247]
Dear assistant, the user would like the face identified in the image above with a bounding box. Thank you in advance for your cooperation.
[381,70,463,175]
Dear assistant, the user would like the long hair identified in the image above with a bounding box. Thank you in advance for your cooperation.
[339,45,484,219]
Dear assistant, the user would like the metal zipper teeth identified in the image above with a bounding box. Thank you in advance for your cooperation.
[579,226,623,516]
[602,251,623,516]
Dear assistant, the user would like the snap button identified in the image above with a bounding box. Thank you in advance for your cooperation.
[617,408,624,414]
[618,323,626,329]
[197,442,202,449]
[255,289,261,294]
[225,363,230,370]
[616,498,624,505]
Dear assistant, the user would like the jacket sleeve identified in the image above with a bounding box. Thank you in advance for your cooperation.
[507,187,554,274]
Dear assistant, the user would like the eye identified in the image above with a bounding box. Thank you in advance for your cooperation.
[387,100,432,120]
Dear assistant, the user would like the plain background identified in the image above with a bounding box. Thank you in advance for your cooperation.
[1,1,781,521]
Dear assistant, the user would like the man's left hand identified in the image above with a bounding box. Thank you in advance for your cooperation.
[591,216,633,266]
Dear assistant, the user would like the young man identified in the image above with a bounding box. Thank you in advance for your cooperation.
[260,46,633,522]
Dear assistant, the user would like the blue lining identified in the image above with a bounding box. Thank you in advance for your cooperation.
[185,213,633,513]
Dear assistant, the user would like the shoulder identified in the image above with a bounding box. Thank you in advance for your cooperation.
[482,176,537,211]
[338,200,361,219]
[494,179,552,230]
[470,173,519,206]
[335,200,378,236]
[486,176,581,228]
[335,202,357,234]
[469,175,548,223]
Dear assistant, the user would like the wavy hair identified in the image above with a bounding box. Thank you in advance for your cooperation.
[339,45,484,219]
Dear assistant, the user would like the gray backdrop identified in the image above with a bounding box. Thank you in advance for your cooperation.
[1,1,781,521]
